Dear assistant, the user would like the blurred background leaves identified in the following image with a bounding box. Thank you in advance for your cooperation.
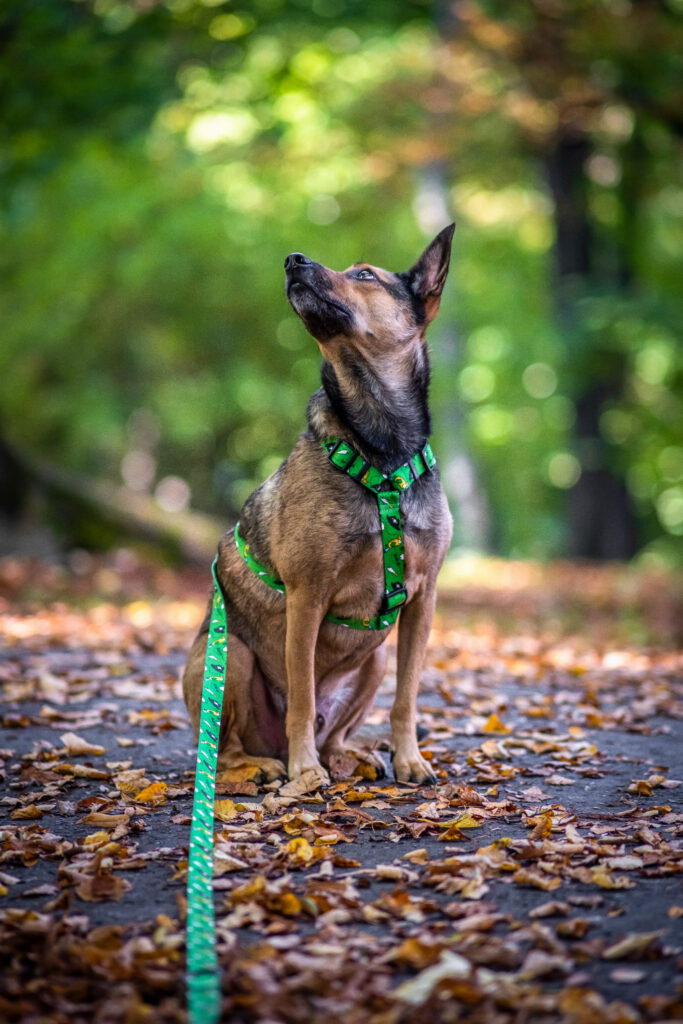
[1,0,682,563]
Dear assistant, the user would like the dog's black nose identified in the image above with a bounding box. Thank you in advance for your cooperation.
[285,252,313,271]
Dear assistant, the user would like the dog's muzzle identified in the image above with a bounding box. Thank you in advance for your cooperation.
[284,252,313,271]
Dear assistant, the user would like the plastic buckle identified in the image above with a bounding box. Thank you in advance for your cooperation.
[421,443,435,471]
[327,440,355,472]
[380,586,408,614]
[348,456,369,481]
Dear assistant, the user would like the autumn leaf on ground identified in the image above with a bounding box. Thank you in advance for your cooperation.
[603,931,664,960]
[482,713,512,735]
[74,870,132,902]
[133,781,168,805]
[60,732,106,756]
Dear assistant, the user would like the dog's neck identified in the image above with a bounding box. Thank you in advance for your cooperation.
[308,339,432,472]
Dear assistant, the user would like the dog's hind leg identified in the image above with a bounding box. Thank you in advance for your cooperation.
[182,622,286,784]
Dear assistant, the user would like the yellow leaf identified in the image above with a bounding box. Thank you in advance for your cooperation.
[231,876,266,903]
[482,713,512,735]
[437,824,465,841]
[286,837,314,863]
[529,812,554,840]
[214,799,238,822]
[83,831,113,848]
[10,804,42,820]
[274,892,302,916]
[590,866,635,890]
[134,781,168,805]
[449,812,482,829]
[216,763,262,784]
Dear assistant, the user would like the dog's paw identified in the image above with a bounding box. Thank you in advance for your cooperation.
[323,745,386,781]
[392,750,437,786]
[287,761,331,789]
[256,757,288,783]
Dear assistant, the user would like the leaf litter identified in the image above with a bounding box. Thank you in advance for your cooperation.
[0,554,682,1022]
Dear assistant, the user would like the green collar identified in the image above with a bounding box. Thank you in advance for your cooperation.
[235,437,436,630]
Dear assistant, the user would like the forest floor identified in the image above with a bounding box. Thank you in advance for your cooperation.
[0,552,682,1024]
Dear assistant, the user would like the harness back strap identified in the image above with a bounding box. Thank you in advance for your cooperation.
[235,437,436,631]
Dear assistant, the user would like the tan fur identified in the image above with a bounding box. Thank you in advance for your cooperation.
[183,228,455,787]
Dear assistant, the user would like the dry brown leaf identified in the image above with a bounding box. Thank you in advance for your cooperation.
[603,930,664,960]
[393,951,472,1004]
[75,871,132,902]
[513,868,562,891]
[279,770,326,798]
[79,812,131,827]
[10,804,43,820]
[60,731,106,756]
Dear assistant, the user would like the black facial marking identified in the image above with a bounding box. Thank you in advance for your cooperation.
[286,262,354,341]
[395,271,427,325]
[319,343,431,472]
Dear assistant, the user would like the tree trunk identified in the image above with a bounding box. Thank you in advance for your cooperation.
[545,129,639,560]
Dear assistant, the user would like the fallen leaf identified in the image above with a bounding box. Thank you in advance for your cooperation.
[133,782,168,805]
[513,868,562,891]
[393,951,472,1004]
[603,931,664,960]
[60,732,106,756]
[482,713,512,735]
[213,799,239,822]
[10,804,43,820]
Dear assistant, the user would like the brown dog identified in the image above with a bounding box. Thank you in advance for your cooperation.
[183,225,454,787]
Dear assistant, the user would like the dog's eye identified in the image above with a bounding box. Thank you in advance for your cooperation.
[355,269,375,281]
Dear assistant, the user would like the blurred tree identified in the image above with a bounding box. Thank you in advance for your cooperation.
[433,0,683,558]
[1,0,681,561]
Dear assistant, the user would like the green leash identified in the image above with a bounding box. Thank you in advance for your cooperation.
[185,436,436,1023]
[186,559,226,1024]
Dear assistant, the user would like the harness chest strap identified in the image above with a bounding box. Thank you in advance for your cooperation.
[235,437,436,630]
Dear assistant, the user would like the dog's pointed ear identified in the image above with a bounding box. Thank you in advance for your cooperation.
[405,223,455,324]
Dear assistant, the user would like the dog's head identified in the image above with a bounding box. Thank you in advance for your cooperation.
[285,224,455,352]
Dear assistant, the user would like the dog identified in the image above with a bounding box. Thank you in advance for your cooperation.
[183,224,454,788]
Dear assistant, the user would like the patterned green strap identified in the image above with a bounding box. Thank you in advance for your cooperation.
[321,438,436,493]
[186,557,226,1024]
[234,437,437,632]
[234,522,397,630]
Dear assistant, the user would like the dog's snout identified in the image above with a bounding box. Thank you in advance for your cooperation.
[285,252,313,271]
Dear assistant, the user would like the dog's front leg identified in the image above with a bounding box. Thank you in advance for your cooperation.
[285,588,330,786]
[391,586,438,785]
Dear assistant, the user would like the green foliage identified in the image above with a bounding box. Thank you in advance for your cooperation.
[1,0,682,561]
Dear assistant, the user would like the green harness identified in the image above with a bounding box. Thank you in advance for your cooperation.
[185,436,436,1024]
[236,437,436,629]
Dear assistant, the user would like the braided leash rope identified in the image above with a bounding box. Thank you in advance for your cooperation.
[186,558,226,1024]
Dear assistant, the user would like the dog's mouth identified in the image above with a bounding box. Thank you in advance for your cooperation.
[285,268,353,341]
